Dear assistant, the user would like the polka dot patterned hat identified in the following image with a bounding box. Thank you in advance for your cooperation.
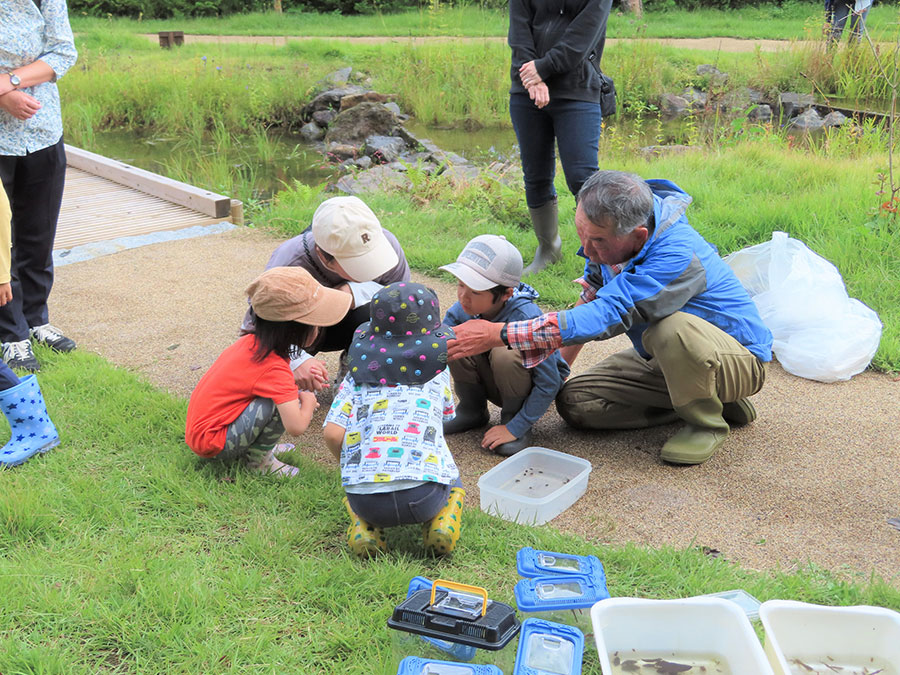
[348,282,455,386]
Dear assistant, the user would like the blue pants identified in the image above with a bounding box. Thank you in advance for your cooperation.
[830,1,869,43]
[0,362,18,390]
[346,476,463,528]
[509,93,602,209]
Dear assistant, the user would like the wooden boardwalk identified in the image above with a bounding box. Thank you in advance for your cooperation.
[56,146,239,251]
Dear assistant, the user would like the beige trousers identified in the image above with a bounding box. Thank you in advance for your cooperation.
[449,346,532,407]
[557,312,766,430]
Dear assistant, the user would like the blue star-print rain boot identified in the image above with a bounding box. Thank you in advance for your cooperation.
[0,375,60,468]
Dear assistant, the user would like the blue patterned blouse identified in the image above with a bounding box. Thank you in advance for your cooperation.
[0,0,77,156]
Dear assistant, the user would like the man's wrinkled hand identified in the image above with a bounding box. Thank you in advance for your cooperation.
[447,319,504,361]
[294,358,330,392]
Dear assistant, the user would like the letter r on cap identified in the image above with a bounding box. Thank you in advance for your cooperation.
[361,233,370,244]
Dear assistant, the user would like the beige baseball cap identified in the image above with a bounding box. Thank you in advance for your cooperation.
[440,234,523,291]
[311,196,399,282]
[246,266,351,326]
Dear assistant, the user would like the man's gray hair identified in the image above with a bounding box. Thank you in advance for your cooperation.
[578,170,653,236]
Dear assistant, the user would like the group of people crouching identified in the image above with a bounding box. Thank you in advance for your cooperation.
[184,169,774,560]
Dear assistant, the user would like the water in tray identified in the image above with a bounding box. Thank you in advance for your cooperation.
[500,466,570,499]
[786,658,895,675]
[608,651,732,674]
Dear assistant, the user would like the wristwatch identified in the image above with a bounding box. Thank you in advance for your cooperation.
[499,324,509,346]
[7,73,20,89]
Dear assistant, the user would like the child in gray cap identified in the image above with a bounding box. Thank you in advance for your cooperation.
[441,235,570,456]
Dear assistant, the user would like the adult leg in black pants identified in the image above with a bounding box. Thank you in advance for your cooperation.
[0,138,75,372]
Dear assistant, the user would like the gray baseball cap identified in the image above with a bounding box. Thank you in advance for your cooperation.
[440,234,523,291]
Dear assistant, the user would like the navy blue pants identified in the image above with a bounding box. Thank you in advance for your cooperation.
[0,138,67,342]
[509,93,602,209]
[346,477,463,528]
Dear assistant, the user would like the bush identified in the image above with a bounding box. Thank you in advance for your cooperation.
[68,0,829,18]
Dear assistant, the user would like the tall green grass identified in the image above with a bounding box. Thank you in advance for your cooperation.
[0,349,897,672]
[68,3,897,42]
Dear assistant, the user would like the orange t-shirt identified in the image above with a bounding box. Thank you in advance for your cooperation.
[185,334,298,457]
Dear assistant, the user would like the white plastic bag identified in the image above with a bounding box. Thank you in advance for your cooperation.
[724,231,882,383]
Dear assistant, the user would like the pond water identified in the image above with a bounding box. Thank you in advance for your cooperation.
[84,115,695,199]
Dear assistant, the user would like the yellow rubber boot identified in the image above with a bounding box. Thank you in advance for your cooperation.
[423,487,465,556]
[343,497,387,559]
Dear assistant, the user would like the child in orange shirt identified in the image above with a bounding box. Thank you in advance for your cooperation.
[186,267,351,475]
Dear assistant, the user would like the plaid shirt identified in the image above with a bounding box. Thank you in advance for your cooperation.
[506,313,563,368]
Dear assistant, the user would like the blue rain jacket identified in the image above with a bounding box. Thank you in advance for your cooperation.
[558,180,773,362]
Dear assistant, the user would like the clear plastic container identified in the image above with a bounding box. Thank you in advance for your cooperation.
[513,618,584,675]
[395,656,503,675]
[759,600,900,675]
[590,597,774,675]
[478,447,592,525]
[699,589,762,622]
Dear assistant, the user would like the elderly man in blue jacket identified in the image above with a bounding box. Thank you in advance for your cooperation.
[448,170,772,465]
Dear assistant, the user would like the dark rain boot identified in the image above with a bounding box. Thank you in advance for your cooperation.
[523,199,563,276]
[660,397,730,466]
[0,374,60,468]
[443,382,489,435]
[494,397,532,457]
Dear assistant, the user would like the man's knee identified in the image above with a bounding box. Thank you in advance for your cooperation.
[556,377,601,429]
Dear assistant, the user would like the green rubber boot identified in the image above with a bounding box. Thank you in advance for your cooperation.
[661,397,730,465]
[523,199,563,276]
[423,487,465,556]
[722,398,757,426]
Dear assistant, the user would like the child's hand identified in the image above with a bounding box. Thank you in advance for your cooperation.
[481,424,516,451]
[294,358,330,391]
[299,390,320,411]
[0,283,10,307]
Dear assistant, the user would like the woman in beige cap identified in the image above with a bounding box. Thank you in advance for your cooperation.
[187,267,351,476]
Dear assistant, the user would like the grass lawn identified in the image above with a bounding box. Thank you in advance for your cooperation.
[70,3,899,42]
[1,348,898,672]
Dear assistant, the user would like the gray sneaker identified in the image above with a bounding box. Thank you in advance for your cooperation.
[2,339,39,372]
[30,324,77,353]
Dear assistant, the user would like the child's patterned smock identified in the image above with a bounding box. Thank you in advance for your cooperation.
[324,370,459,491]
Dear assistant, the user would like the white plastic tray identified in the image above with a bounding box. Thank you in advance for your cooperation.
[477,447,591,526]
[590,597,774,675]
[759,600,900,675]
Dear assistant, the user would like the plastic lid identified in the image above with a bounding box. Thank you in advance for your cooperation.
[514,574,610,612]
[512,618,584,675]
[516,547,605,584]
[698,589,762,621]
[395,656,502,675]
[388,580,520,651]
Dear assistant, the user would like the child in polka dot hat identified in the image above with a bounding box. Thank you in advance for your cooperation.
[322,282,465,559]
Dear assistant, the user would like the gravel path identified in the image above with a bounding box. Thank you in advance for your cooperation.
[139,33,809,53]
[52,227,900,581]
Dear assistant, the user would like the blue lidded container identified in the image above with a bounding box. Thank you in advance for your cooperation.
[403,577,477,662]
[512,619,584,675]
[516,547,604,583]
[395,656,503,675]
[514,574,608,646]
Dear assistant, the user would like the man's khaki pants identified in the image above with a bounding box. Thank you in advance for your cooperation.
[449,346,532,407]
[556,312,766,430]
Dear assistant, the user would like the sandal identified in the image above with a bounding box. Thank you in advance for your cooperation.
[247,448,300,477]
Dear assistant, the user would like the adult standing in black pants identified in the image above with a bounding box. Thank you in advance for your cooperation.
[0,0,78,372]
[509,0,613,275]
